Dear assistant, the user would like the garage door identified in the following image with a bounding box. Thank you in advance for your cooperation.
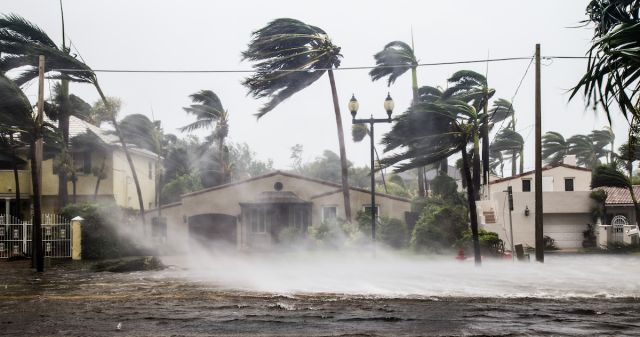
[544,214,588,249]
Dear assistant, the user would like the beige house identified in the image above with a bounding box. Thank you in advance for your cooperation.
[596,186,640,246]
[477,161,595,250]
[0,116,158,217]
[148,171,412,252]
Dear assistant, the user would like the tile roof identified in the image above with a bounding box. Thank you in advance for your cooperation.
[598,186,640,205]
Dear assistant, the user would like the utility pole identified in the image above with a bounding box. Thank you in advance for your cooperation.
[507,186,515,261]
[33,55,45,272]
[534,44,544,263]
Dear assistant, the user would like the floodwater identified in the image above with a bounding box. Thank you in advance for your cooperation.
[1,253,640,336]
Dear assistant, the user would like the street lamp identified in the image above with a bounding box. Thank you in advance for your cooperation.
[349,93,394,243]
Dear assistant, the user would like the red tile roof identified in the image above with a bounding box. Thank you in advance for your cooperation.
[598,186,640,205]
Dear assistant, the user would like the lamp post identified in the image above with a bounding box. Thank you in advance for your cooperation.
[349,93,394,243]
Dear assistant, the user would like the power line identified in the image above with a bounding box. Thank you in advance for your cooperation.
[50,55,586,74]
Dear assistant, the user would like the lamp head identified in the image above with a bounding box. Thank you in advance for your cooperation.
[384,92,394,118]
[348,94,359,118]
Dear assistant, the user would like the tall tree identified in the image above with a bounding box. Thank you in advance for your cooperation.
[490,98,521,175]
[542,131,569,165]
[591,164,640,227]
[242,18,352,221]
[369,40,429,195]
[443,70,496,198]
[180,90,230,185]
[567,134,608,168]
[491,128,524,175]
[591,127,616,163]
[0,14,148,223]
[380,99,484,265]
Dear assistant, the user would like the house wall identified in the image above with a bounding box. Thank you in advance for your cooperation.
[311,189,411,225]
[488,166,592,194]
[111,149,157,211]
[147,202,187,253]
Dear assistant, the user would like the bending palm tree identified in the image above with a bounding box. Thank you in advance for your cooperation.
[591,127,615,164]
[542,131,569,165]
[369,41,430,195]
[592,164,640,227]
[567,134,608,169]
[0,14,148,223]
[491,128,524,175]
[180,90,230,185]
[380,99,484,265]
[490,98,520,175]
[242,18,352,221]
[443,70,496,198]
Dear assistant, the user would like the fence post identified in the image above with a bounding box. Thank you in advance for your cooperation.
[71,216,83,260]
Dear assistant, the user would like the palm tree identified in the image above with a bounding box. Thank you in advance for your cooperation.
[591,164,640,227]
[369,41,430,195]
[491,128,524,175]
[380,99,484,265]
[242,18,352,221]
[617,140,640,177]
[567,134,608,168]
[490,98,521,175]
[542,131,569,165]
[443,71,496,197]
[180,90,230,185]
[591,127,615,164]
[0,14,148,223]
[571,0,640,122]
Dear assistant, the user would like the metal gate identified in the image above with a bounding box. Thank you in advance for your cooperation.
[0,214,71,259]
[611,215,628,243]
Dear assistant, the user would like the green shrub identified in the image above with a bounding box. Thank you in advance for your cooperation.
[354,211,409,249]
[411,197,468,253]
[60,202,149,260]
[458,228,504,256]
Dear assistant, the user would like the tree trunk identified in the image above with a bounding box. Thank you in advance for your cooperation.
[10,134,21,219]
[327,69,351,222]
[29,140,43,271]
[628,185,640,228]
[93,156,106,201]
[411,66,427,197]
[440,157,448,176]
[472,128,481,200]
[373,147,387,194]
[519,147,524,174]
[461,147,482,266]
[57,79,70,209]
[481,114,489,185]
[95,83,146,224]
[511,150,517,176]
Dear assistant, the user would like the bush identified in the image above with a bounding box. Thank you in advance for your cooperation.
[458,228,505,256]
[355,211,409,249]
[411,197,468,253]
[60,202,149,260]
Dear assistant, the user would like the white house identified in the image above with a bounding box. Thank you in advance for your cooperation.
[476,158,595,250]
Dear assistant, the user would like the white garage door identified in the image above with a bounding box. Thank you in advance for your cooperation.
[544,214,588,249]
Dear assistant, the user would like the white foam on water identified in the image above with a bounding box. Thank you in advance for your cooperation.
[160,249,640,299]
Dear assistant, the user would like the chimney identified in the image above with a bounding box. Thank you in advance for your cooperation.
[563,154,577,166]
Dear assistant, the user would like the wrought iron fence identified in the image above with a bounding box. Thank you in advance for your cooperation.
[0,214,71,259]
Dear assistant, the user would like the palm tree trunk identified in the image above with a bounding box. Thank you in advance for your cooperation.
[373,147,387,193]
[95,83,146,224]
[472,128,481,200]
[461,146,482,266]
[55,77,71,208]
[29,139,43,270]
[511,150,517,176]
[10,134,21,219]
[519,147,524,174]
[411,66,426,197]
[93,156,106,201]
[327,69,352,222]
[481,103,490,185]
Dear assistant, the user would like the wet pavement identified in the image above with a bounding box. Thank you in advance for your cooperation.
[1,258,640,336]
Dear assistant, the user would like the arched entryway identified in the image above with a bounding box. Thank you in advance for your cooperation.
[188,213,237,247]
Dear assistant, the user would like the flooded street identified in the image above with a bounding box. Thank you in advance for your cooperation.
[2,254,640,336]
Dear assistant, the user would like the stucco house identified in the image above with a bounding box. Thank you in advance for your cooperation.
[147,171,412,252]
[477,159,595,250]
[595,186,640,246]
[0,116,158,218]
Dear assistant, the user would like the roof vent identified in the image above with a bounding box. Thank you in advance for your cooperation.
[274,182,283,191]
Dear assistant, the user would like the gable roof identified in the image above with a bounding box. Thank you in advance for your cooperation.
[181,170,411,202]
[489,163,591,185]
[598,186,640,205]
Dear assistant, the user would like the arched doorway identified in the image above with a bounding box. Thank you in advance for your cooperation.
[611,215,628,243]
[188,214,237,247]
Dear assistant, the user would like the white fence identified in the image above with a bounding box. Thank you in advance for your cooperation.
[0,214,71,259]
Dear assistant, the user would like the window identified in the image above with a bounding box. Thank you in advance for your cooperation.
[363,205,380,217]
[73,151,92,174]
[564,178,574,191]
[522,179,531,192]
[322,206,337,223]
[249,209,267,233]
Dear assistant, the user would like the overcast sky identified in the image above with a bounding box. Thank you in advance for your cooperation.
[4,0,629,173]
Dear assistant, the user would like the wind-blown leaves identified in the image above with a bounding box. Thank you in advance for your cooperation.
[542,131,568,165]
[591,164,630,188]
[242,18,342,117]
[369,41,417,86]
